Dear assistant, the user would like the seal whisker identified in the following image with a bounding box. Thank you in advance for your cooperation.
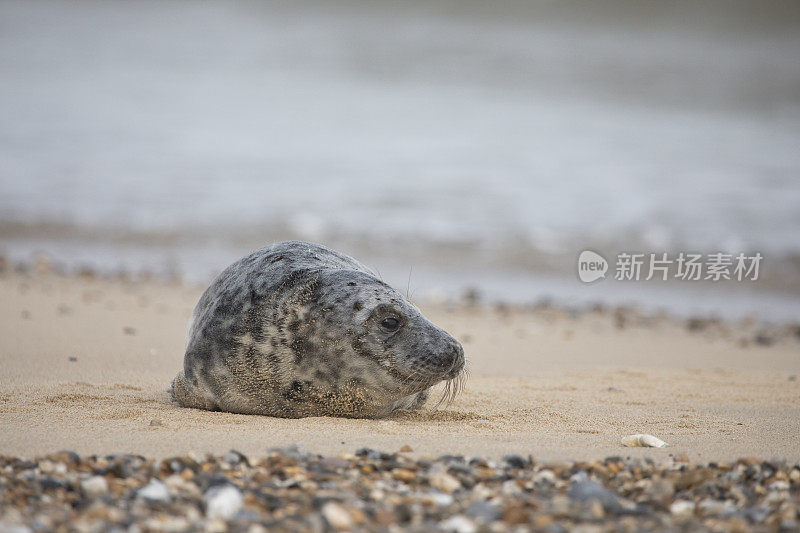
[430,379,453,411]
[429,365,466,411]
[406,265,413,300]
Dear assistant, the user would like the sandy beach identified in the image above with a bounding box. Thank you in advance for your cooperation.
[2,269,798,463]
[2,2,799,529]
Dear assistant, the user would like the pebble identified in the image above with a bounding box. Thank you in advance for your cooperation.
[502,454,527,469]
[321,502,352,531]
[502,504,530,524]
[222,450,248,466]
[204,485,243,520]
[534,469,557,485]
[426,491,455,507]
[137,480,170,502]
[568,473,621,513]
[439,515,477,533]
[670,500,695,517]
[392,468,416,483]
[431,472,461,493]
[466,501,501,522]
[80,476,108,498]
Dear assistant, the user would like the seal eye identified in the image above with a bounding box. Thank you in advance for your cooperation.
[380,316,401,333]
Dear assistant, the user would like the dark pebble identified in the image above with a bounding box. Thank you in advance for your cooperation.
[568,473,621,513]
[502,454,528,469]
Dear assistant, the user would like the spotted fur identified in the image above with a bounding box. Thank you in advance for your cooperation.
[171,241,465,418]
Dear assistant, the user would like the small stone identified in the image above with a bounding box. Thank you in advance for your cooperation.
[163,474,192,493]
[473,467,495,481]
[223,450,248,466]
[502,454,527,469]
[431,472,461,493]
[686,317,708,331]
[321,502,352,531]
[439,515,476,533]
[399,444,413,453]
[501,480,521,495]
[123,326,136,336]
[738,457,762,466]
[80,476,108,498]
[768,480,790,491]
[373,509,395,526]
[646,478,675,499]
[68,356,78,362]
[670,500,695,517]
[318,456,349,470]
[754,333,774,346]
[675,468,712,491]
[0,522,32,533]
[38,460,54,474]
[149,419,163,427]
[534,469,557,485]
[466,501,501,523]
[137,480,170,502]
[501,505,530,525]
[205,485,244,520]
[568,475,621,513]
[392,468,416,483]
[551,495,571,517]
[204,519,227,533]
[51,450,80,464]
[698,498,734,517]
[426,491,454,506]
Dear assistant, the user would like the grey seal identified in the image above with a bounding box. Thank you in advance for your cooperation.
[171,241,465,418]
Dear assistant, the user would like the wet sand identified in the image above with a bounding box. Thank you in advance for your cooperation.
[1,271,798,462]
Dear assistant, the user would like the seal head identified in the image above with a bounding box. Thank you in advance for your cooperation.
[172,241,465,418]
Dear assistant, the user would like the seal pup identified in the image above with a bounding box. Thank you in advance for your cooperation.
[172,241,465,418]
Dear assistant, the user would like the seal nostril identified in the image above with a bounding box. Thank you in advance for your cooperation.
[446,342,464,374]
[437,343,462,371]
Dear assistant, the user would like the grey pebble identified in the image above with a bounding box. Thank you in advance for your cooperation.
[568,472,621,513]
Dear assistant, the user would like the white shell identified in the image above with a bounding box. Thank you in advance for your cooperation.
[620,434,667,448]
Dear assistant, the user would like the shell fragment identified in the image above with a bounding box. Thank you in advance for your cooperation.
[620,434,667,448]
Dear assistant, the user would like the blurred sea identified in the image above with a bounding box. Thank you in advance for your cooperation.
[1,1,799,319]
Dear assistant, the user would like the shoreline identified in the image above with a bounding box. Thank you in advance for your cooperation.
[3,251,800,329]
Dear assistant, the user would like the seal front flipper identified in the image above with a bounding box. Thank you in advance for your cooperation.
[170,370,219,411]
